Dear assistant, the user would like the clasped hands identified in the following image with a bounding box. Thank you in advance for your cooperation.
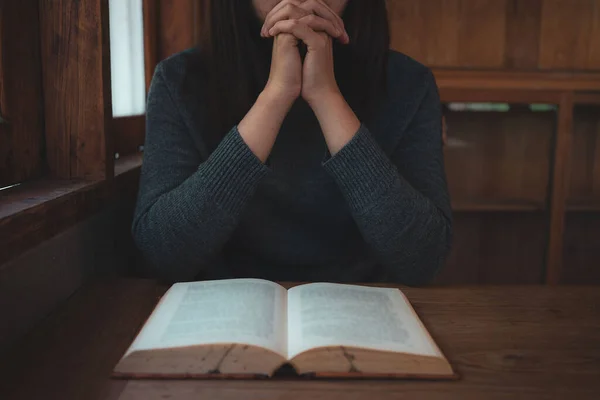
[260,0,350,108]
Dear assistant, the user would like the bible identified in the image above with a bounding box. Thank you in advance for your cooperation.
[114,279,455,379]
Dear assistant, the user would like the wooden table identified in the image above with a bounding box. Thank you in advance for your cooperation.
[0,279,599,400]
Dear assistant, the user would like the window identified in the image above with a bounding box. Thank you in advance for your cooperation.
[109,0,146,117]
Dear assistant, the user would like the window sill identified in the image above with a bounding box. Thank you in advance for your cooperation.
[0,154,143,266]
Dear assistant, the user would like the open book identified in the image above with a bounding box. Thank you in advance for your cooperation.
[114,279,455,379]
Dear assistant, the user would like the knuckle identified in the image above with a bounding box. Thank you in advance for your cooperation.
[302,0,315,10]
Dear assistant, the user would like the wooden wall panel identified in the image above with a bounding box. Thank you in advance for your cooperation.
[386,0,600,71]
[539,0,600,70]
[569,105,600,208]
[387,0,460,66]
[387,0,508,68]
[157,0,197,61]
[504,0,543,69]
[444,108,554,208]
[435,213,546,285]
[591,4,600,70]
[0,1,44,187]
[39,0,113,180]
[457,0,507,68]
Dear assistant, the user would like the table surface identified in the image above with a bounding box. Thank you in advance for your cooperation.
[0,279,599,400]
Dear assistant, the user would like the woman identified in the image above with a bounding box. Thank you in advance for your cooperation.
[133,0,452,285]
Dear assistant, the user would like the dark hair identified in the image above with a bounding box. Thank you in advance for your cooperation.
[193,0,390,150]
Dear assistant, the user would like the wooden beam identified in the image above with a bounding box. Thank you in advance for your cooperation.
[439,88,563,104]
[574,92,600,105]
[39,0,114,180]
[0,1,45,187]
[546,92,575,284]
[434,70,600,92]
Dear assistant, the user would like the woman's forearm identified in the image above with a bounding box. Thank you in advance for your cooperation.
[238,87,296,162]
[308,91,361,155]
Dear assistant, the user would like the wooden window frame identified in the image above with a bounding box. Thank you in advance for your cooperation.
[0,2,45,188]
[0,0,141,266]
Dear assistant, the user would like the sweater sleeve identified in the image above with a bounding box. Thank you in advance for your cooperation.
[323,70,452,286]
[132,64,270,281]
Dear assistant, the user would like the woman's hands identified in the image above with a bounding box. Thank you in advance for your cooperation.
[269,21,338,106]
[262,0,360,155]
[238,30,305,163]
[238,1,352,162]
[264,33,303,104]
[263,0,347,105]
[261,0,349,44]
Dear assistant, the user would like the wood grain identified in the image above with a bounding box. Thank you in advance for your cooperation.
[0,158,141,266]
[436,213,547,285]
[2,280,600,400]
[539,0,600,70]
[387,0,600,71]
[546,93,575,284]
[387,0,508,68]
[456,0,507,68]
[504,0,543,69]
[114,153,143,178]
[113,116,145,157]
[0,179,108,266]
[39,0,114,180]
[386,0,461,66]
[0,1,44,187]
[156,0,196,60]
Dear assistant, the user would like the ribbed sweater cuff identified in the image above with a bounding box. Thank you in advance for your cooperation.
[323,125,398,211]
[200,126,270,215]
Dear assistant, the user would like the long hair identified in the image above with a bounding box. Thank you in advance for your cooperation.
[192,0,390,150]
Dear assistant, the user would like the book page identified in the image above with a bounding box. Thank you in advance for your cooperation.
[126,279,288,357]
[287,283,440,359]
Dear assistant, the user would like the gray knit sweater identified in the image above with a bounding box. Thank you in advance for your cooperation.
[132,49,452,285]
